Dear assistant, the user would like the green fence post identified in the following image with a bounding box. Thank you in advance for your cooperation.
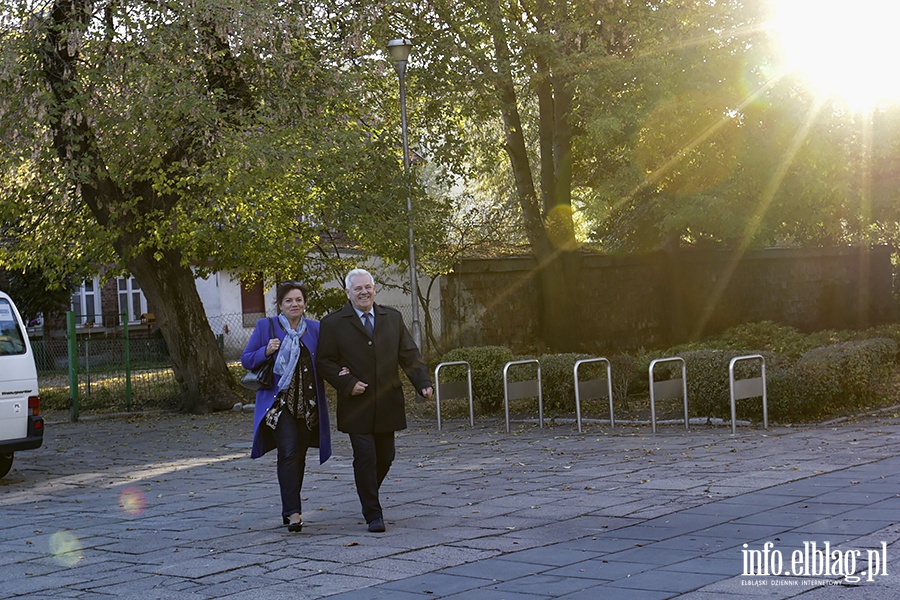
[123,311,132,411]
[67,311,79,422]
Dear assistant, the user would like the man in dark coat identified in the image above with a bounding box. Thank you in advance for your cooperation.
[317,268,433,533]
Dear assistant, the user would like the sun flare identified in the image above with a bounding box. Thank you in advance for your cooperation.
[770,0,900,110]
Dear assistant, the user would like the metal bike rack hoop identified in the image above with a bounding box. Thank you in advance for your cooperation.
[433,361,474,431]
[728,354,768,435]
[503,359,543,433]
[574,357,614,432]
[648,357,688,433]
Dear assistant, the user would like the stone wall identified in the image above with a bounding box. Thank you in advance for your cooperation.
[440,246,896,352]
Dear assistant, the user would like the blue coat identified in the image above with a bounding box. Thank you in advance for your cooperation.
[241,317,332,463]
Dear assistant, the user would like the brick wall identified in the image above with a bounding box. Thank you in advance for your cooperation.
[440,246,896,352]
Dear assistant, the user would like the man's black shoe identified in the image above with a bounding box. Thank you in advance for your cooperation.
[367,517,386,533]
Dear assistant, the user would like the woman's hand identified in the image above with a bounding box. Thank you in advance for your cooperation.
[338,367,366,395]
[265,338,280,357]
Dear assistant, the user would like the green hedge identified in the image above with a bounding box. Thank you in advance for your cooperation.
[769,338,897,420]
[678,349,772,421]
[439,346,514,413]
[538,353,593,412]
[607,353,639,410]
[439,328,899,425]
[861,324,900,358]
[655,340,895,423]
[669,321,814,360]
[437,348,618,414]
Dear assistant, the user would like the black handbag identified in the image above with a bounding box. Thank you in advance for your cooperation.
[241,318,276,391]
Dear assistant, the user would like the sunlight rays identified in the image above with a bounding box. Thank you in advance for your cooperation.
[453,3,890,346]
[629,21,771,64]
[615,72,784,215]
[691,97,828,339]
[601,2,891,341]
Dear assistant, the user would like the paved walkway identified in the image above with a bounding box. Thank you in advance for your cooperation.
[2,408,900,599]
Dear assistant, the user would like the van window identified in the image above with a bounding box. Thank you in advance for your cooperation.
[0,299,26,356]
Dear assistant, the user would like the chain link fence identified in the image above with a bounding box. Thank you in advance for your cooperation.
[34,305,444,415]
[33,316,180,414]
[210,303,444,361]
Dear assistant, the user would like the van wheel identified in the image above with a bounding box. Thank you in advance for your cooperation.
[0,453,12,478]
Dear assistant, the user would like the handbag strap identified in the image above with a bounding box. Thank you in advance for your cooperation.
[267,317,276,362]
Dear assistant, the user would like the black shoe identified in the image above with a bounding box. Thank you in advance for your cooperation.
[367,517,385,533]
[282,516,290,525]
[287,520,303,532]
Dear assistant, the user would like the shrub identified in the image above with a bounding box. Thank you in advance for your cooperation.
[863,324,900,360]
[438,330,899,424]
[608,353,638,410]
[538,353,594,412]
[700,321,813,360]
[678,349,773,421]
[771,338,897,420]
[765,367,801,422]
[625,348,664,397]
[439,346,514,413]
[804,328,867,349]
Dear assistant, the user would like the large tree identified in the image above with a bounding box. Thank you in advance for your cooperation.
[367,0,900,348]
[357,0,769,350]
[0,0,411,411]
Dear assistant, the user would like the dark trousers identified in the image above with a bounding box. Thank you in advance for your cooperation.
[274,413,314,518]
[348,432,395,523]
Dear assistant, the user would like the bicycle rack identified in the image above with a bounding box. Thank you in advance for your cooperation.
[729,354,768,434]
[648,357,688,433]
[433,361,474,431]
[574,357,614,432]
[503,359,542,433]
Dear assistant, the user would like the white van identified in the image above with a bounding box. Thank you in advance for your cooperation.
[0,291,44,478]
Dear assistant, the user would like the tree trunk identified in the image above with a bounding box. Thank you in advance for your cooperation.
[533,250,581,351]
[488,3,581,351]
[126,249,239,413]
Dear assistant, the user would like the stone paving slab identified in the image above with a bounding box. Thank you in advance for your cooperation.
[2,409,900,598]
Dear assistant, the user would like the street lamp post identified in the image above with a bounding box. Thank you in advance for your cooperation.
[387,38,422,350]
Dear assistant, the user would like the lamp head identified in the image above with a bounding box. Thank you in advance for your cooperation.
[387,38,413,64]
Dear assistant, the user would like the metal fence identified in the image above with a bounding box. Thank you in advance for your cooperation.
[209,304,444,361]
[33,336,169,372]
[33,313,180,415]
[34,305,443,416]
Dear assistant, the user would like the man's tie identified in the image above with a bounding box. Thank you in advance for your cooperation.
[363,312,374,337]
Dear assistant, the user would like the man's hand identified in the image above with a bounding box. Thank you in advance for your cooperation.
[420,386,434,399]
[351,381,368,396]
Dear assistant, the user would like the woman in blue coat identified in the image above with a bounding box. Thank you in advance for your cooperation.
[241,281,331,532]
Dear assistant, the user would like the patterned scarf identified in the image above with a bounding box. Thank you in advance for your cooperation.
[273,313,308,393]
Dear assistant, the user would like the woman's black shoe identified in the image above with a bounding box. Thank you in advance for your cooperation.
[287,521,303,532]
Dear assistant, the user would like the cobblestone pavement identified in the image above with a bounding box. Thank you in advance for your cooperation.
[2,408,900,599]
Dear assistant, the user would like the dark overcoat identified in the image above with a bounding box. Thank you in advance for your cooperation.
[317,302,432,433]
[240,317,332,463]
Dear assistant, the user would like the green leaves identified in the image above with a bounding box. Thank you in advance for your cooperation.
[0,0,423,289]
